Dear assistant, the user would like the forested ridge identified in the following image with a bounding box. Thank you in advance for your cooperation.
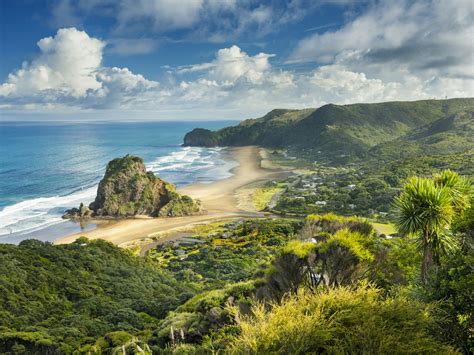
[184,98,474,160]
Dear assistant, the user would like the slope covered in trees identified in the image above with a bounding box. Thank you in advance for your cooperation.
[0,238,194,353]
[184,98,474,157]
[1,171,472,353]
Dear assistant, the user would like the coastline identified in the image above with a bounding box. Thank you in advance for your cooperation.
[54,146,291,246]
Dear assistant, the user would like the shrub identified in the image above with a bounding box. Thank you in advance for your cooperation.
[228,285,458,354]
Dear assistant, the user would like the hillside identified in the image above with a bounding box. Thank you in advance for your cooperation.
[184,98,474,156]
[0,238,193,353]
[370,111,474,158]
[2,211,472,353]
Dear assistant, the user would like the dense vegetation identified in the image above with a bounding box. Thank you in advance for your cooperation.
[2,97,474,353]
[269,148,474,221]
[230,286,454,354]
[0,219,302,353]
[1,180,472,353]
[185,98,474,222]
[0,238,193,353]
[184,98,474,157]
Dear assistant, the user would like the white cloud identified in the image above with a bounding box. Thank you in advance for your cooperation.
[283,0,474,105]
[49,0,317,43]
[213,46,273,84]
[308,64,428,104]
[1,19,473,120]
[117,0,205,31]
[177,45,296,91]
[312,65,386,100]
[0,28,105,97]
[290,0,474,80]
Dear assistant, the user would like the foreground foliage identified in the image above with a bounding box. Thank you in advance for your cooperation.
[229,285,457,354]
[0,188,472,353]
[395,170,471,282]
[0,238,192,353]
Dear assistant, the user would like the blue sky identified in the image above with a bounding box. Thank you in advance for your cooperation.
[0,0,473,120]
[1,1,354,81]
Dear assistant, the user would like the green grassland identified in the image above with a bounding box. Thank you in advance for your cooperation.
[252,184,285,211]
[371,222,397,235]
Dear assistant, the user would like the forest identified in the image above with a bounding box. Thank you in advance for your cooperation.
[0,170,472,354]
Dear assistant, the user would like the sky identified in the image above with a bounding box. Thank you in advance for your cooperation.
[0,0,473,121]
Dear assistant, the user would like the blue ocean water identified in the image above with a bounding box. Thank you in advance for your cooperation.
[0,120,238,243]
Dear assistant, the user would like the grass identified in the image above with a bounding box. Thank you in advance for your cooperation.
[252,186,284,211]
[371,222,397,235]
[187,221,228,235]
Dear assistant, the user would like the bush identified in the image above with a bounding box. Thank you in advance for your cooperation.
[228,285,458,354]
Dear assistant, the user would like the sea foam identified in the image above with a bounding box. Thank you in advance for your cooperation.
[0,147,236,240]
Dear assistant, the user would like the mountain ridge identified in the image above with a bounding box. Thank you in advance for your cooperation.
[183,98,474,157]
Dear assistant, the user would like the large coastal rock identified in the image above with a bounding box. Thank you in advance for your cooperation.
[86,155,202,218]
[183,128,219,147]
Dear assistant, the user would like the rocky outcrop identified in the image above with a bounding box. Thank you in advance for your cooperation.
[183,128,219,147]
[89,155,171,217]
[64,155,203,219]
[62,203,92,220]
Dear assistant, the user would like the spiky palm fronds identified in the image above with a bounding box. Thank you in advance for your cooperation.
[394,171,472,282]
[433,169,472,213]
[394,176,455,281]
[395,176,454,237]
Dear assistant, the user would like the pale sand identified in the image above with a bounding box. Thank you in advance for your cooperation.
[55,146,290,246]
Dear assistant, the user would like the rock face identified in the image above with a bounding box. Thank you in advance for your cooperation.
[183,128,218,147]
[62,203,92,220]
[87,155,202,218]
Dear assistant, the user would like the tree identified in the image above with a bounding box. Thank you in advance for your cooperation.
[395,170,471,282]
[433,169,471,213]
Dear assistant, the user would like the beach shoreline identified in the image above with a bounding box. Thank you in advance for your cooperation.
[54,146,291,246]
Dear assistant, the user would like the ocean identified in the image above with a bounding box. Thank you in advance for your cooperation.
[0,120,239,244]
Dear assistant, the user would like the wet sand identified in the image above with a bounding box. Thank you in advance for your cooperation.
[55,146,289,246]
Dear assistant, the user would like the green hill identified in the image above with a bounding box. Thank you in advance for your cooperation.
[371,111,474,158]
[0,239,193,353]
[184,98,474,156]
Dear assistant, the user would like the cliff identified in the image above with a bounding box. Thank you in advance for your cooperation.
[85,155,202,218]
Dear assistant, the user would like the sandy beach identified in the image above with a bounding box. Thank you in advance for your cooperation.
[55,146,289,246]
